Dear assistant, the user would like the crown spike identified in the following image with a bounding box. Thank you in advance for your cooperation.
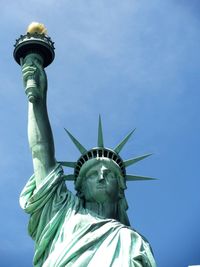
[58,161,76,168]
[97,115,104,147]
[124,153,152,167]
[64,128,87,154]
[114,129,136,154]
[126,174,156,181]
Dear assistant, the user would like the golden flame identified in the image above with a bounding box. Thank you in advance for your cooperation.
[26,22,47,34]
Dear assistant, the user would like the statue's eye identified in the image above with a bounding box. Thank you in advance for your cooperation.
[108,173,115,179]
[86,170,98,179]
[104,170,115,179]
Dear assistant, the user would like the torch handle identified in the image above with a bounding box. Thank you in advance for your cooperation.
[25,77,37,103]
[20,57,37,103]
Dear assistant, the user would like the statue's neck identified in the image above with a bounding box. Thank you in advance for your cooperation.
[85,201,118,220]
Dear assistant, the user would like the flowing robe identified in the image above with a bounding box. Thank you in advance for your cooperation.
[20,164,156,267]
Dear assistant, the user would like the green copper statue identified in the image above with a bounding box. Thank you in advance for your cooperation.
[15,23,156,267]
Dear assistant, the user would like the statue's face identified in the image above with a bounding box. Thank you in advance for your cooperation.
[80,159,120,204]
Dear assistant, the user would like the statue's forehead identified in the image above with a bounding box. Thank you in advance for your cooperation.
[79,157,121,177]
[86,161,110,173]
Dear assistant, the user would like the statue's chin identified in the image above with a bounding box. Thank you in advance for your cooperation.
[93,191,115,204]
[84,186,118,204]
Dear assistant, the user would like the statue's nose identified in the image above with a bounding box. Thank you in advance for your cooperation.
[98,172,105,182]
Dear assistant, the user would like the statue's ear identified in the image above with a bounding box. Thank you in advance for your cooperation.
[76,190,84,199]
[75,176,82,191]
[80,179,87,195]
[76,177,86,200]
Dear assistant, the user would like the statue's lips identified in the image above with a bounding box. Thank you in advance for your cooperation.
[96,185,106,189]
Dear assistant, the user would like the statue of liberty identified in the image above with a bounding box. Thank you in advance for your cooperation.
[14,23,157,267]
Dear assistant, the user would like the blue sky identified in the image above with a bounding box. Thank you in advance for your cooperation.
[0,0,200,266]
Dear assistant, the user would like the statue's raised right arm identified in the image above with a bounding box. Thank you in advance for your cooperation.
[21,53,56,187]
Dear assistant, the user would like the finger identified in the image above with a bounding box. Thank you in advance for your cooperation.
[22,65,36,71]
[22,67,36,74]
[23,71,35,76]
[23,72,36,80]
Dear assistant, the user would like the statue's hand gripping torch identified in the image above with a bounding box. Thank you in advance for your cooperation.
[14,22,55,103]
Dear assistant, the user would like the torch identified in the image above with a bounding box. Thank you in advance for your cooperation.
[13,22,55,102]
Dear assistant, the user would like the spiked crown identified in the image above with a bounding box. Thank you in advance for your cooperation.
[59,116,155,183]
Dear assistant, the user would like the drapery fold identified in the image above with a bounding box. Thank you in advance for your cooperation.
[20,164,156,267]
